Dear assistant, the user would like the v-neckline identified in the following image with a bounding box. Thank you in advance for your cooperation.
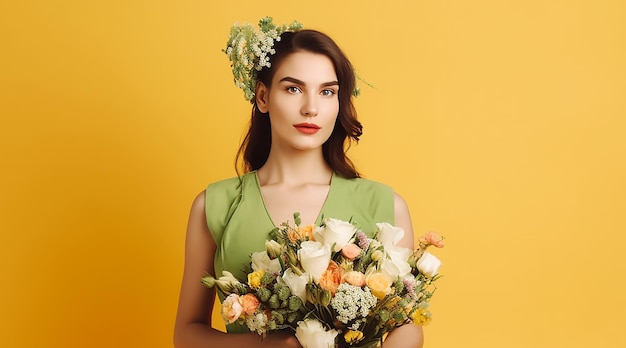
[252,171,336,227]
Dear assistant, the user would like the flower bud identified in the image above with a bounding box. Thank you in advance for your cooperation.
[341,243,362,260]
[256,287,271,302]
[287,312,298,323]
[288,249,298,265]
[288,295,303,311]
[265,240,283,259]
[221,271,239,283]
[371,250,384,262]
[269,294,281,309]
[272,310,285,324]
[408,250,422,268]
[215,279,234,293]
[319,289,331,307]
[200,275,216,288]
[276,285,291,301]
[305,283,318,304]
[289,265,303,276]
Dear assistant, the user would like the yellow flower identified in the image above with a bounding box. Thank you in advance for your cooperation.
[411,309,432,326]
[366,272,392,300]
[344,330,364,344]
[248,270,265,289]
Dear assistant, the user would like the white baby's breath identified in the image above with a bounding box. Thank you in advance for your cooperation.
[330,283,378,324]
[223,17,303,102]
[245,311,269,335]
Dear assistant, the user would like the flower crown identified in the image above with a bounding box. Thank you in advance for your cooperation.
[224,17,304,102]
[224,17,363,103]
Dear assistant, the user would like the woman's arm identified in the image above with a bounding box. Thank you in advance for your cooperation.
[173,192,301,348]
[381,193,425,348]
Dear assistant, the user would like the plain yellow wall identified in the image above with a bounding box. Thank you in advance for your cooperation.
[1,1,625,347]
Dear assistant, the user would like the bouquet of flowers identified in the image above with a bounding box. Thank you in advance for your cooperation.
[201,213,444,348]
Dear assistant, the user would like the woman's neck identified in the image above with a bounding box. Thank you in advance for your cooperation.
[257,148,332,186]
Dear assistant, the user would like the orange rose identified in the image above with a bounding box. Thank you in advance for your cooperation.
[298,225,316,241]
[319,261,344,295]
[288,224,317,243]
[341,243,362,260]
[342,271,366,287]
[366,272,393,300]
[240,293,260,316]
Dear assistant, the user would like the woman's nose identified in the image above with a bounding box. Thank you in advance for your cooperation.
[301,94,318,117]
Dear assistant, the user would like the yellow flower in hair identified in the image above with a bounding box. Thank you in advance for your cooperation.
[248,270,265,289]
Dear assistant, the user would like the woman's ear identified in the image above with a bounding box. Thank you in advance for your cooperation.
[255,82,269,113]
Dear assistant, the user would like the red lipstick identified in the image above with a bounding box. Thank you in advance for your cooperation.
[293,123,320,134]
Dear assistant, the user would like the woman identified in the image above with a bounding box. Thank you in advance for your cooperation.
[174,19,424,347]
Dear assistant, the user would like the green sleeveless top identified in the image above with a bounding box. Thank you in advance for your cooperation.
[204,171,395,333]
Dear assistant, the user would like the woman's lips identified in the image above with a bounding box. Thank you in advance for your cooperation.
[294,123,320,134]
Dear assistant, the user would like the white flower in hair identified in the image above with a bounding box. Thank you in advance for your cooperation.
[223,17,303,102]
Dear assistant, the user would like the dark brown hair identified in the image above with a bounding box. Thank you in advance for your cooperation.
[235,29,362,178]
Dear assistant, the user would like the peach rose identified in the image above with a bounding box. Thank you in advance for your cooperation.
[240,293,260,316]
[342,271,366,287]
[341,243,362,260]
[366,272,393,300]
[221,294,243,324]
[319,261,344,295]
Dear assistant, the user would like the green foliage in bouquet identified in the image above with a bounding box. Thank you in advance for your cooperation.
[201,212,444,347]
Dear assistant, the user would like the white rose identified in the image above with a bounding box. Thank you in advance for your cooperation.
[295,319,338,348]
[280,268,309,302]
[298,241,331,282]
[315,218,356,252]
[416,251,442,277]
[380,246,412,279]
[251,251,282,274]
[376,222,405,247]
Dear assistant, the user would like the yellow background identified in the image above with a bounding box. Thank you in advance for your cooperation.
[1,1,625,347]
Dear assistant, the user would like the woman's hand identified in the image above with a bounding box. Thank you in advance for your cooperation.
[383,324,424,348]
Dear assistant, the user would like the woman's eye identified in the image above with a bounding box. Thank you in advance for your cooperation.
[321,89,336,96]
[287,86,301,94]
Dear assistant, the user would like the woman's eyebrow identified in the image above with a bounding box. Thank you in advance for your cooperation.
[279,76,339,87]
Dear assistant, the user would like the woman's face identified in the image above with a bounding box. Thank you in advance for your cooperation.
[257,51,339,153]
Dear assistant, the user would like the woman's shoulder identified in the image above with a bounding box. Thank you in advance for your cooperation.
[205,172,255,193]
[338,174,394,193]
